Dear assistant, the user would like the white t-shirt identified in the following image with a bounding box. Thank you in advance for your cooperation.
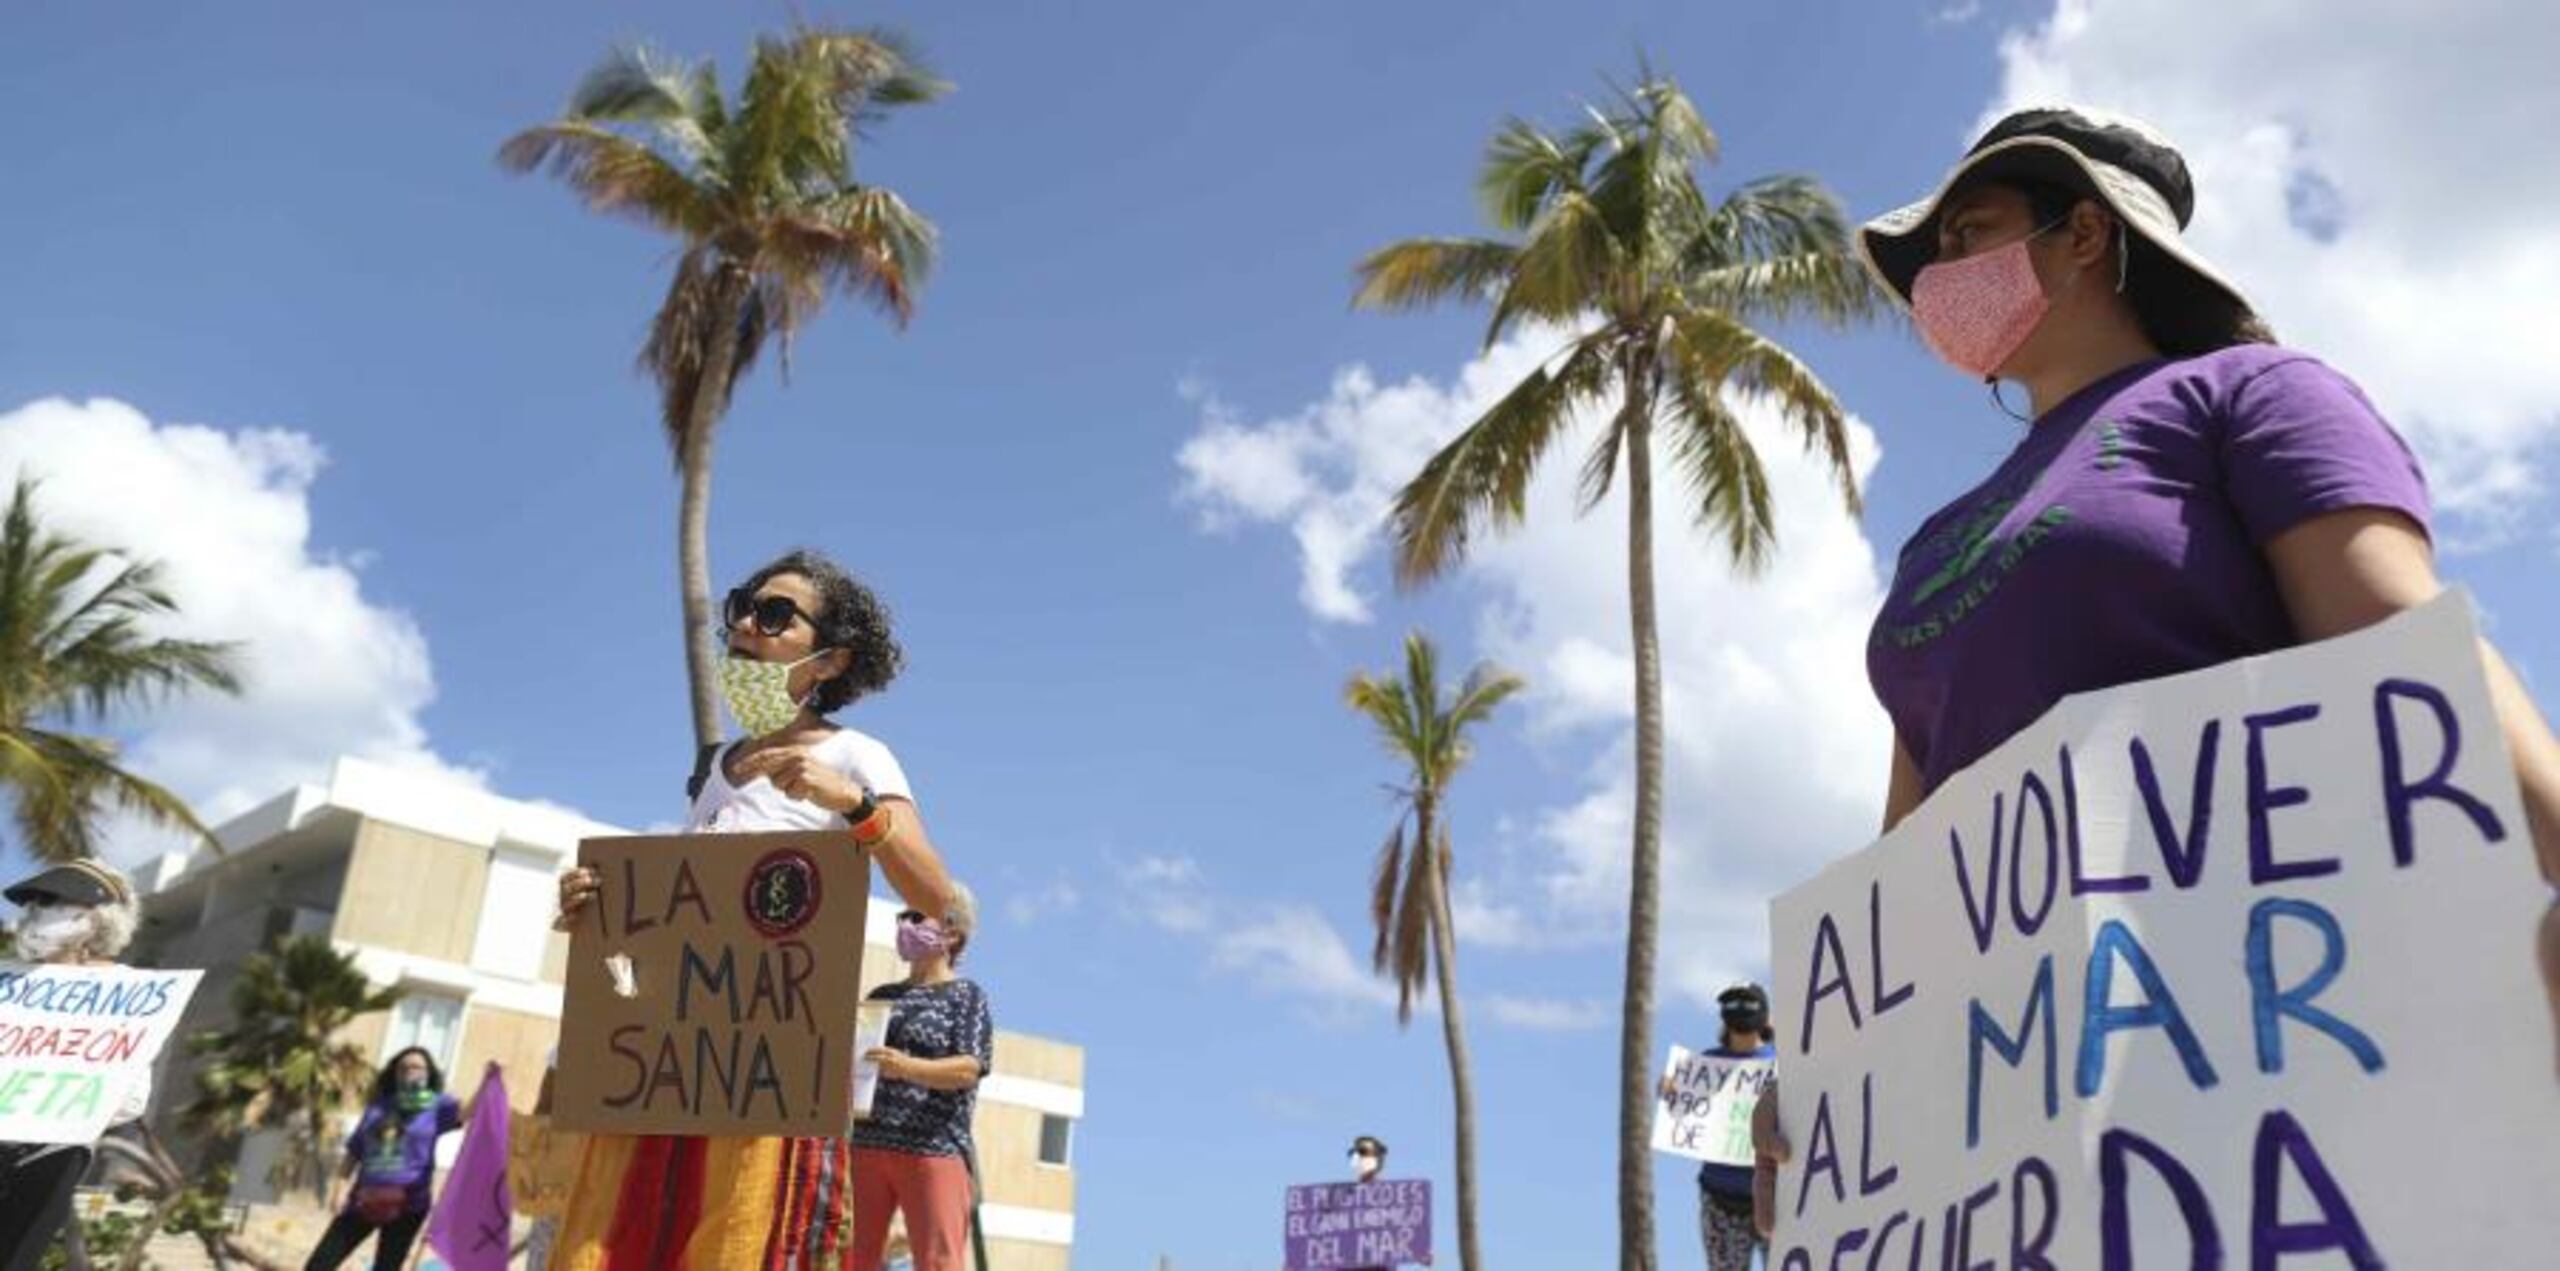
[686,727,915,834]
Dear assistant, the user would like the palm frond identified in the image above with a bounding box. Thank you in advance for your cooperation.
[1477,118,1592,233]
[1390,824,1436,1023]
[764,184,937,328]
[1351,239,1521,314]
[1681,175,1884,328]
[1486,191,1619,344]
[1671,307,1862,516]
[1369,815,1407,970]
[638,246,757,456]
[496,123,723,239]
[1398,632,1442,770]
[1575,414,1627,513]
[1662,374,1778,572]
[558,44,720,164]
[1388,334,1615,588]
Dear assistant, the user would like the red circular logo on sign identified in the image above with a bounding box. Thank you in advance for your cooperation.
[742,848,822,938]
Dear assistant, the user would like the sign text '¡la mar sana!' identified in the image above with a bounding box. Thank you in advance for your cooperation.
[594,854,833,1121]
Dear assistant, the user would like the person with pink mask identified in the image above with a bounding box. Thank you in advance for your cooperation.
[1752,104,2560,1235]
[849,883,992,1271]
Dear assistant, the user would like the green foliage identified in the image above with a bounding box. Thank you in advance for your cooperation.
[500,26,945,454]
[1346,632,1523,1022]
[0,477,241,863]
[185,935,401,1202]
[1351,71,1881,586]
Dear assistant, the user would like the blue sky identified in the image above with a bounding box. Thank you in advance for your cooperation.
[6,2,2557,1266]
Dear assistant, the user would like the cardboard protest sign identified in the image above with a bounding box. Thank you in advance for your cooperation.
[506,1112,585,1220]
[1284,1179,1432,1270]
[0,962,202,1144]
[1768,593,2560,1268]
[555,831,869,1137]
[1652,1044,1773,1165]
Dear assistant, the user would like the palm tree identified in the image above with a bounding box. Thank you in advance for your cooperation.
[185,934,403,1205]
[1347,632,1523,1271]
[1351,70,1878,1269]
[0,476,241,863]
[501,28,944,748]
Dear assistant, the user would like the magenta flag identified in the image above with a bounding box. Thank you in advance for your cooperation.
[426,1062,513,1271]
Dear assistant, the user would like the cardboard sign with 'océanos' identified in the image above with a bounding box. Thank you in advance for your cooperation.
[556,832,869,1138]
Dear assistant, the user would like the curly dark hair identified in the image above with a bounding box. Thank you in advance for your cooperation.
[370,1046,444,1108]
[739,550,904,714]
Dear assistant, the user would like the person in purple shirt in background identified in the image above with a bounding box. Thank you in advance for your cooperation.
[304,1047,462,1271]
[1751,104,2560,1236]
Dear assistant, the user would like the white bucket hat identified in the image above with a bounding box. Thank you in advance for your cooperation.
[1856,105,2259,323]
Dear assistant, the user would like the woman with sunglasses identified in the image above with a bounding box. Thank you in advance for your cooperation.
[850,885,991,1271]
[549,549,957,1269]
[1752,105,2560,1235]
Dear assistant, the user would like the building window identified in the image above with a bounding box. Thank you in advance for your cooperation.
[384,991,465,1075]
[1037,1113,1074,1167]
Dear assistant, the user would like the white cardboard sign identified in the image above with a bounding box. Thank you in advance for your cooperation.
[1652,1044,1773,1166]
[0,961,202,1144]
[1769,593,2560,1268]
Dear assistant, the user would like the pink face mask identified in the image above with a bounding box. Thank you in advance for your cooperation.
[1910,225,2062,380]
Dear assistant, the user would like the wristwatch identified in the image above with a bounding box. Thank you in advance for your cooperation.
[843,784,879,824]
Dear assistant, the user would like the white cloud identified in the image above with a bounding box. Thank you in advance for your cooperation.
[1930,0,1986,25]
[1983,0,2560,529]
[1177,329,1893,1009]
[1481,994,1612,1032]
[1116,853,1400,1018]
[1210,905,1401,1012]
[0,397,493,864]
[1001,873,1084,926]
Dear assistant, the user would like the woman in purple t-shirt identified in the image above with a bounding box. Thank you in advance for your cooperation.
[1752,104,2560,1230]
[304,1047,463,1271]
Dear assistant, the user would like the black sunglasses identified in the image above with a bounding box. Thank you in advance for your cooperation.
[724,588,821,638]
[897,910,926,925]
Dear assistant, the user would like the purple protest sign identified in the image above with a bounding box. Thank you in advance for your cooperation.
[1282,1178,1431,1269]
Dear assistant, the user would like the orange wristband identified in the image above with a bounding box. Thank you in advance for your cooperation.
[850,802,894,848]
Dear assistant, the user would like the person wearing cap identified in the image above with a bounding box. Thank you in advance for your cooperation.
[1661,986,1773,1271]
[1349,1134,1389,1184]
[1752,103,2560,1233]
[849,883,993,1271]
[1339,1137,1430,1270]
[0,860,150,1271]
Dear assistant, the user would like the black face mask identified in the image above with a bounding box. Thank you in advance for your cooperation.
[1721,1009,1767,1037]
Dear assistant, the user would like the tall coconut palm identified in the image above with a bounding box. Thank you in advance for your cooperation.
[1348,631,1523,1271]
[185,934,403,1205]
[501,28,943,748]
[1352,71,1878,1269]
[0,476,240,863]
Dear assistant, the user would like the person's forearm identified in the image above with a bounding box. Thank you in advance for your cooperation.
[895,1055,983,1091]
[2481,640,2560,884]
[868,799,955,917]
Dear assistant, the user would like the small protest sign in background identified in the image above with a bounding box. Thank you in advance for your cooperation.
[555,831,868,1137]
[0,962,202,1145]
[1283,1179,1432,1270]
[506,1112,584,1220]
[1768,594,2560,1268]
[1652,1044,1773,1166]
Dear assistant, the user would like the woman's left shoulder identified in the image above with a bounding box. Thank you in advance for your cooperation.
[2166,344,2367,400]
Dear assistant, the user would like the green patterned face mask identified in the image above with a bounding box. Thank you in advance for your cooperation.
[718,652,823,736]
[396,1082,434,1114]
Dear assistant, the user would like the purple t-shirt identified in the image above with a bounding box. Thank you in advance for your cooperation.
[1868,346,2431,794]
[345,1093,462,1215]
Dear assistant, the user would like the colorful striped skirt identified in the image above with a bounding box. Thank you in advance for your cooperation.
[547,1133,853,1270]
